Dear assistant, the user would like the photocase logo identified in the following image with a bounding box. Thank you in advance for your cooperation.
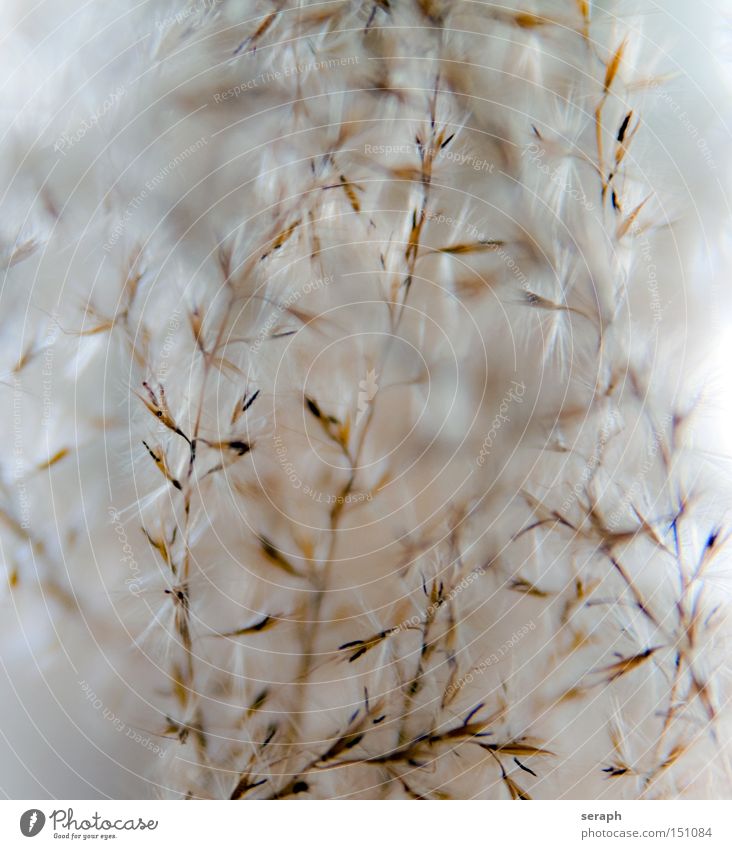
[20,809,46,837]
[356,369,378,424]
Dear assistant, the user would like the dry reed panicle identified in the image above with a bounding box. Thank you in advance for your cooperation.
[0,0,731,799]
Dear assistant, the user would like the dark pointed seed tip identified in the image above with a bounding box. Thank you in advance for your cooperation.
[349,647,368,662]
[242,389,260,412]
[514,757,537,777]
[344,733,364,749]
[228,440,251,455]
[617,112,632,143]
[463,702,485,725]
[305,397,321,418]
